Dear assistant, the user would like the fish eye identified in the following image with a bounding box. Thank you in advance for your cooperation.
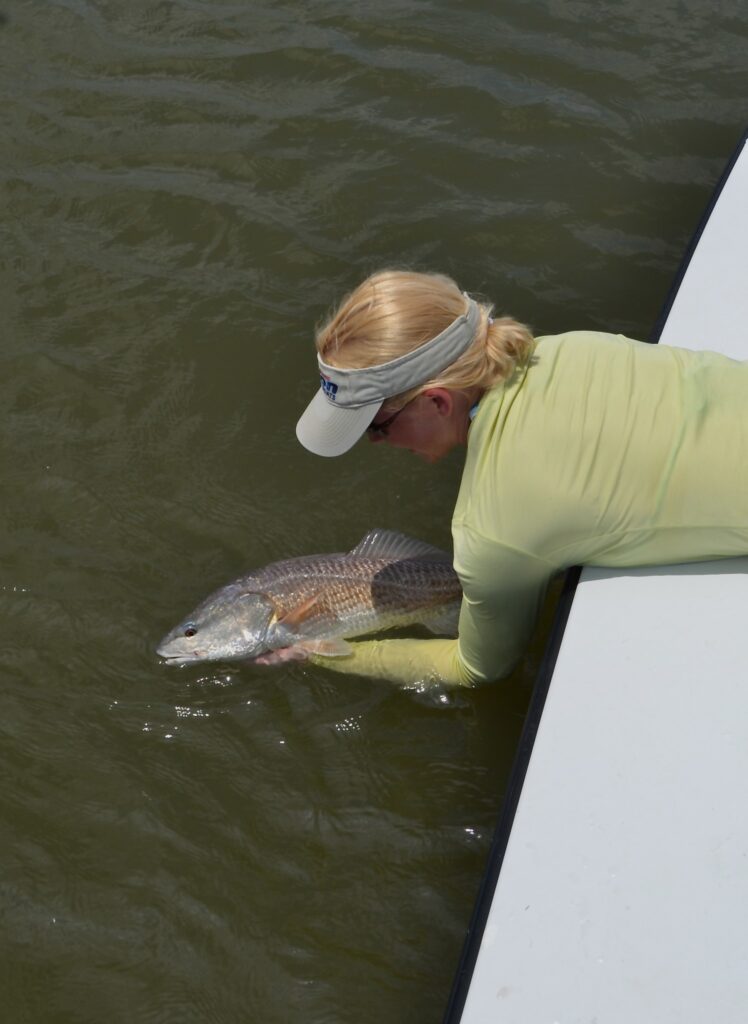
[184,624,198,638]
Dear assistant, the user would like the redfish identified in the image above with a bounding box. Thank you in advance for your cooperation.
[157,529,461,666]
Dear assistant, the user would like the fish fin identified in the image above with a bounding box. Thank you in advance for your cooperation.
[297,638,353,658]
[275,593,323,630]
[423,605,461,637]
[348,528,452,563]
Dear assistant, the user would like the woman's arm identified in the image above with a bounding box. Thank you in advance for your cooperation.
[453,526,553,683]
[305,528,554,687]
[309,637,468,686]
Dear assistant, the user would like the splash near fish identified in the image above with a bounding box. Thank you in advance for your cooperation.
[157,529,462,666]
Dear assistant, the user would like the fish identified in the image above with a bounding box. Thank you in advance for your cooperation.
[156,528,462,666]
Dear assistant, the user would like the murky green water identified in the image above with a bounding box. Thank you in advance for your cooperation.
[2,1,746,1021]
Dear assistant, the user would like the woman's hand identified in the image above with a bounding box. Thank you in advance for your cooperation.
[252,646,310,666]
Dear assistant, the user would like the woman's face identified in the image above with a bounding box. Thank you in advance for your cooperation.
[367,390,470,463]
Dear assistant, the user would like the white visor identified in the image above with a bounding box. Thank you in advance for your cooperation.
[296,295,480,457]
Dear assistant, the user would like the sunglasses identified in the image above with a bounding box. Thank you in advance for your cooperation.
[367,401,410,436]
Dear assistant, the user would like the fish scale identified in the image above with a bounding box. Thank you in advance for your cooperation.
[262,556,457,609]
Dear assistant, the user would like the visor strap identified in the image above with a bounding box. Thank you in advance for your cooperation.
[316,295,481,409]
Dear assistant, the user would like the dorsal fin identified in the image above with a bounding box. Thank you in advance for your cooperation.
[348,528,452,563]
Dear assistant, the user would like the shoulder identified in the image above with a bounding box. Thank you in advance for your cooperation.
[527,331,660,383]
[534,330,648,353]
[452,522,556,587]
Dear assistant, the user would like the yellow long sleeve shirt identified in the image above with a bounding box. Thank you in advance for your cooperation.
[314,331,748,686]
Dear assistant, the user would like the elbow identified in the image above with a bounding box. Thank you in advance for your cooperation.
[457,644,521,687]
[462,664,513,687]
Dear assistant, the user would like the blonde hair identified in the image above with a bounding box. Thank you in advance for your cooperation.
[315,270,534,408]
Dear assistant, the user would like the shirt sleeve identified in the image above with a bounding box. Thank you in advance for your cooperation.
[309,637,469,687]
[452,525,554,683]
[310,526,555,687]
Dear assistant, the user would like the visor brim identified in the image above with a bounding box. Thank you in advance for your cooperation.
[296,390,383,457]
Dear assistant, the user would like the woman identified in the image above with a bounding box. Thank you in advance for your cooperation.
[276,269,748,686]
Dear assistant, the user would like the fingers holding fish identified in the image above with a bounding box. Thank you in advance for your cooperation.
[251,646,310,666]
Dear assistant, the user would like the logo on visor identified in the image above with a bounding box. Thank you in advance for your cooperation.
[319,373,339,401]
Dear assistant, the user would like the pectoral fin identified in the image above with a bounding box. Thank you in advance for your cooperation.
[276,593,323,630]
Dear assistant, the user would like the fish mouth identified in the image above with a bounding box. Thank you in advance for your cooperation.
[157,647,245,667]
[156,649,203,666]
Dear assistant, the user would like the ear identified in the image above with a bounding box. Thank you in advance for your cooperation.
[421,387,454,417]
